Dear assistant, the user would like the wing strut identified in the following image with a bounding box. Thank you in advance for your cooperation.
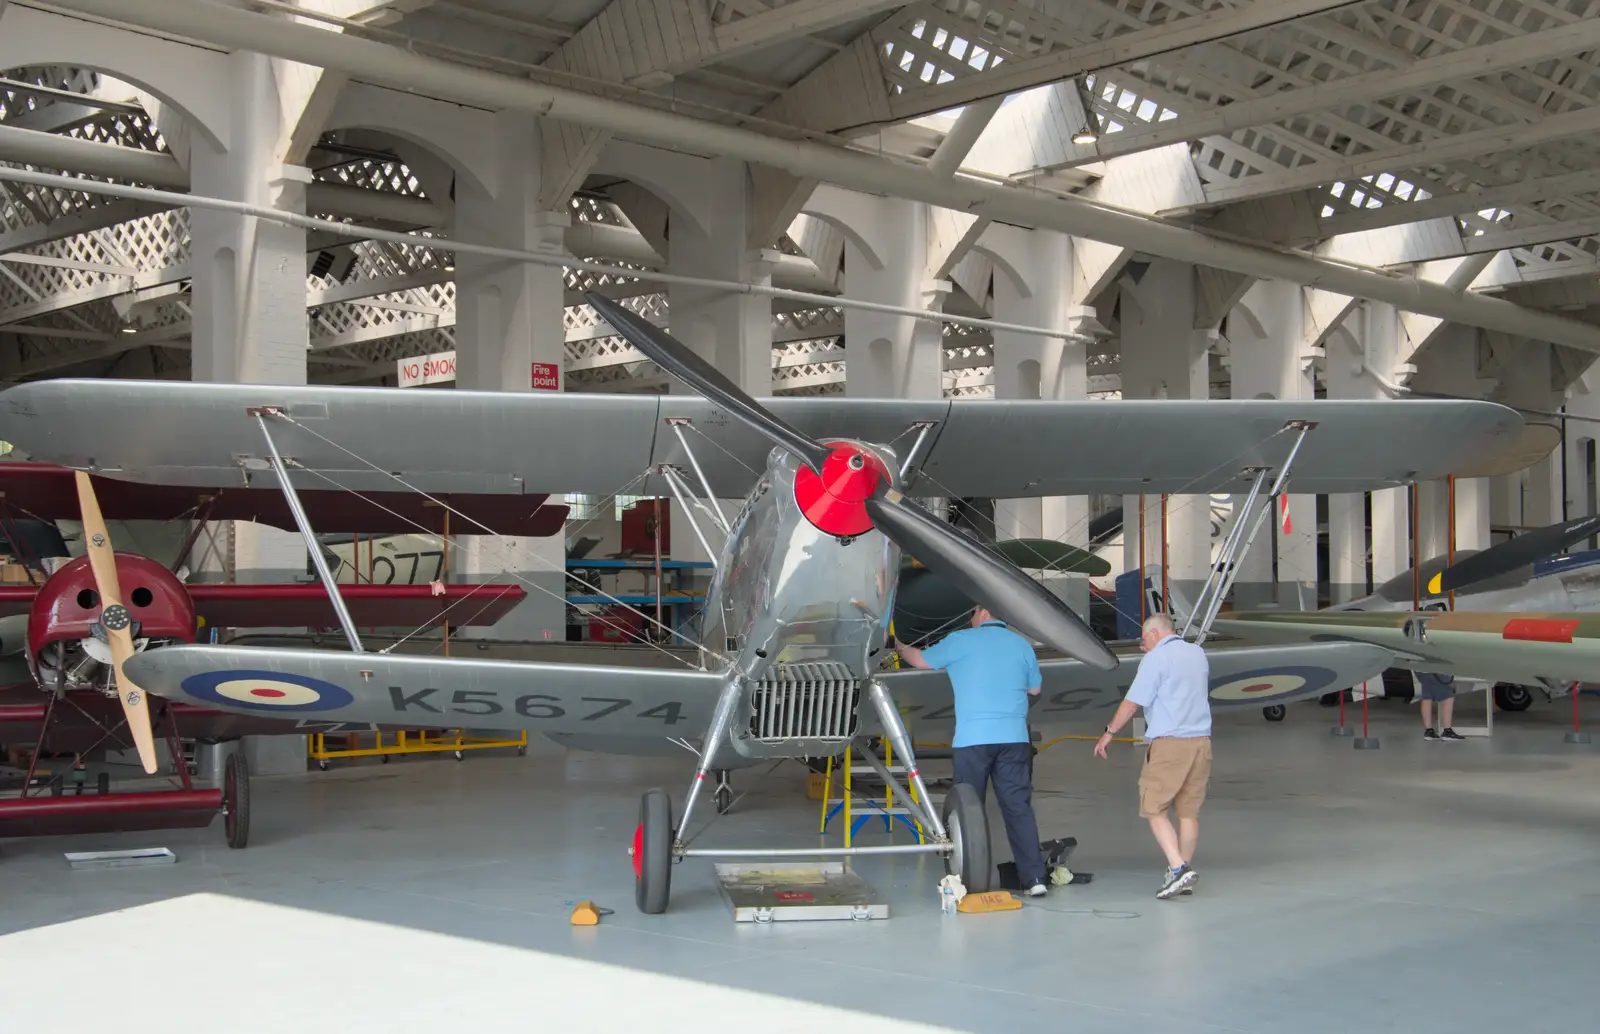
[1182,420,1316,644]
[253,410,365,653]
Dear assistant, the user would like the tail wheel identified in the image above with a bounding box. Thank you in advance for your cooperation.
[223,750,251,849]
[1263,705,1287,722]
[634,788,673,914]
[942,781,992,893]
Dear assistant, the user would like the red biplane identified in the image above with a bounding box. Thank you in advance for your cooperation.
[0,462,554,848]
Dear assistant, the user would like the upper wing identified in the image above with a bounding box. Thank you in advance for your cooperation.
[1214,611,1600,685]
[123,644,728,734]
[0,380,1518,499]
[875,640,1393,733]
[0,462,566,536]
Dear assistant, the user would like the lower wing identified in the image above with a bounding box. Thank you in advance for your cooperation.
[1214,611,1600,686]
[876,641,1393,733]
[123,645,728,736]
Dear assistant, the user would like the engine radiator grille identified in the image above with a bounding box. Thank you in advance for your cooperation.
[748,662,860,743]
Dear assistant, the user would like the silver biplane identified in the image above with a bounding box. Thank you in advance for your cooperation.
[0,294,1523,913]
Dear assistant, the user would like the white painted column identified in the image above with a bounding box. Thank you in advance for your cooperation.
[667,158,775,396]
[840,196,944,399]
[451,110,570,642]
[986,226,1092,619]
[1224,279,1317,608]
[186,51,313,588]
[664,158,774,570]
[1117,259,1211,608]
[1410,323,1494,561]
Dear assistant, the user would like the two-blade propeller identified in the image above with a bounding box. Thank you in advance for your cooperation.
[1431,514,1600,595]
[74,471,159,774]
[587,293,1118,671]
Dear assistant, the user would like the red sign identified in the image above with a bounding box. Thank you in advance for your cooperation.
[530,362,560,391]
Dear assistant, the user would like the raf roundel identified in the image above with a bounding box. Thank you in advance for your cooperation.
[181,669,355,713]
[1209,666,1337,706]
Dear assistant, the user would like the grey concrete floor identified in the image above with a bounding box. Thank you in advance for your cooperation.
[2,695,1598,1033]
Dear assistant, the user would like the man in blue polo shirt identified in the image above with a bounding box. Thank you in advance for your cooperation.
[895,605,1048,897]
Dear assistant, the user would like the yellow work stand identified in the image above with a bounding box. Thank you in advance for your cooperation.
[307,728,528,770]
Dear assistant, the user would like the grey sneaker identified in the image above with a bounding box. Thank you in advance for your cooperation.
[1157,864,1197,900]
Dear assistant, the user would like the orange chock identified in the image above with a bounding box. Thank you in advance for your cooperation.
[570,900,602,926]
[957,891,1021,914]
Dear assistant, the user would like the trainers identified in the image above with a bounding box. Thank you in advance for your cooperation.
[1026,882,1048,898]
[1440,728,1466,742]
[1157,864,1197,900]
[1423,728,1440,742]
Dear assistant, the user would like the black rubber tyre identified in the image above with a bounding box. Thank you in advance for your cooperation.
[224,750,250,849]
[1494,684,1533,712]
[96,772,110,795]
[942,782,993,893]
[634,788,673,914]
[1263,705,1287,722]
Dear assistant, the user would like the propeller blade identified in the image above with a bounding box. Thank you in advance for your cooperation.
[74,471,158,774]
[585,292,832,471]
[1436,515,1600,593]
[867,489,1118,671]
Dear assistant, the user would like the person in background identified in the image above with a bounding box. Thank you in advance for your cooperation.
[894,605,1049,897]
[1416,671,1464,741]
[1094,613,1211,900]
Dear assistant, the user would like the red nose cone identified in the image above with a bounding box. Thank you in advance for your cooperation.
[794,445,887,537]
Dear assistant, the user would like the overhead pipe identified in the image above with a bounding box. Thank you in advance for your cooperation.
[35,0,1600,353]
[0,164,1078,340]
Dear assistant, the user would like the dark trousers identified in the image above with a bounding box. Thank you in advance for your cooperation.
[953,742,1046,886]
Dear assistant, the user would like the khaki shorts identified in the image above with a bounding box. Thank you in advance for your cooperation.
[1138,736,1212,819]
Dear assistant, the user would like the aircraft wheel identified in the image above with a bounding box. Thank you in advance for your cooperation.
[633,788,673,914]
[96,772,110,795]
[942,782,992,893]
[224,750,250,850]
[1263,705,1287,722]
[1494,685,1533,712]
[714,784,734,815]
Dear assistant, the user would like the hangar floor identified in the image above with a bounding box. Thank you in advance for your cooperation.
[2,698,1597,1033]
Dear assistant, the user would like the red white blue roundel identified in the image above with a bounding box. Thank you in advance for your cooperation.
[1208,666,1336,707]
[181,670,354,713]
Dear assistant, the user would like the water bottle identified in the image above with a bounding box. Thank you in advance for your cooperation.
[941,881,958,915]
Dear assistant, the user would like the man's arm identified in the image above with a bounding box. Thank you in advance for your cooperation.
[894,642,932,670]
[1094,653,1162,758]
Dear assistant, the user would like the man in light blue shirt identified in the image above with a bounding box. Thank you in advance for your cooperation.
[895,605,1049,897]
[1094,613,1212,900]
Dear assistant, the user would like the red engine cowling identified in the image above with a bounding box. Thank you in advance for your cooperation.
[27,553,197,687]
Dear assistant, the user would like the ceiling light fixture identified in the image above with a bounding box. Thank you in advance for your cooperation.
[1072,76,1101,147]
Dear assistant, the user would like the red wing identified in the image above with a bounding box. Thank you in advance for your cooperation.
[187,583,526,630]
[0,463,566,536]
[0,585,37,618]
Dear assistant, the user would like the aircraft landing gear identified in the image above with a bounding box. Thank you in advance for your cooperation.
[1494,684,1533,712]
[713,771,734,815]
[1262,705,1286,722]
[633,788,673,915]
[223,750,250,850]
[941,782,992,892]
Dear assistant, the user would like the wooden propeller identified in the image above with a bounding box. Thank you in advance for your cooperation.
[74,471,158,774]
